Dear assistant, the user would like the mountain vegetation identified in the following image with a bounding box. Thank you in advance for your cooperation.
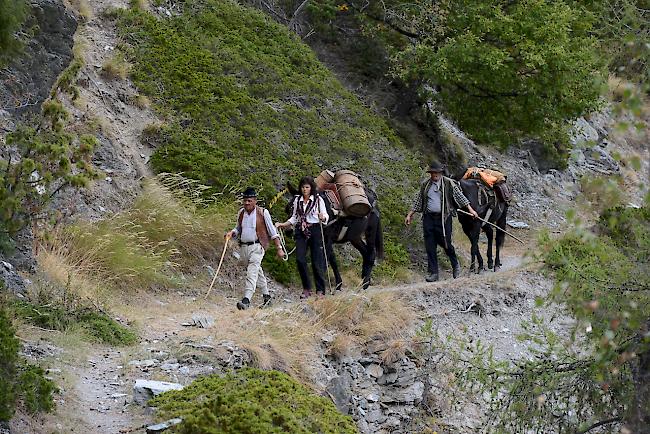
[446,203,650,432]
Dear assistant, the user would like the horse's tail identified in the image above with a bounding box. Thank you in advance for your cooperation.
[375,216,384,260]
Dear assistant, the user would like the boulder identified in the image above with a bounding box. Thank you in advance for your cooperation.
[133,379,183,405]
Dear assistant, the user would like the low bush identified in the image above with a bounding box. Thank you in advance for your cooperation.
[11,300,137,345]
[150,368,357,433]
[0,305,55,422]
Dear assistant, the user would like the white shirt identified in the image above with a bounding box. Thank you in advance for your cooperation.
[287,195,329,226]
[232,207,280,243]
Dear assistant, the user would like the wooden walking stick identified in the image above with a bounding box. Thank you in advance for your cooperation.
[205,233,231,299]
[457,209,525,244]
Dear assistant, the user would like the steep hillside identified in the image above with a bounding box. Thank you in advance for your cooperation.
[114,0,423,231]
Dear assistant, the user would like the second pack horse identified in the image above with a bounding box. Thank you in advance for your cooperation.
[285,182,384,290]
[457,176,509,273]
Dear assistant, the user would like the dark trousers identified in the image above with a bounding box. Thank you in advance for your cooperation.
[423,213,459,274]
[295,224,326,294]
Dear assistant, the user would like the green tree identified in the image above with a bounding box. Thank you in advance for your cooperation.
[0,0,27,62]
[394,0,605,147]
[0,99,97,247]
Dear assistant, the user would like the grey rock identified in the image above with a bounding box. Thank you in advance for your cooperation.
[366,363,383,378]
[384,416,401,429]
[326,372,352,414]
[146,418,183,433]
[133,379,183,405]
[0,259,26,295]
[366,392,379,402]
[0,0,76,118]
[365,406,385,424]
[571,117,600,146]
[377,372,398,385]
[190,315,214,328]
[128,359,158,368]
[381,381,424,403]
[506,220,529,229]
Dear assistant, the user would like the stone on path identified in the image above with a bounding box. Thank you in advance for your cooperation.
[133,379,183,405]
[146,418,183,433]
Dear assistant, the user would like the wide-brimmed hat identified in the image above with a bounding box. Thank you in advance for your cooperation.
[426,161,446,173]
[242,187,257,198]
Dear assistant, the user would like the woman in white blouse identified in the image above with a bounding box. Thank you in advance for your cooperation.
[276,176,329,298]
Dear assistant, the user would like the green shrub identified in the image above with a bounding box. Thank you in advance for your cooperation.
[11,301,136,345]
[446,204,650,432]
[150,368,358,433]
[0,306,55,421]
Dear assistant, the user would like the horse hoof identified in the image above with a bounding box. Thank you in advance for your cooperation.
[494,266,501,272]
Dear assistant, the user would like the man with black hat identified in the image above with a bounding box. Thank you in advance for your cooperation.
[225,187,284,310]
[405,161,479,282]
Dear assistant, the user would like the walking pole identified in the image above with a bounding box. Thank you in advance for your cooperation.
[319,219,333,294]
[456,209,525,244]
[205,233,231,299]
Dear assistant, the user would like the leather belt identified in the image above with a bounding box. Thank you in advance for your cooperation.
[240,240,260,246]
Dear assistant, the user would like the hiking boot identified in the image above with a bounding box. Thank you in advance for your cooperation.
[236,297,250,310]
[453,263,461,279]
[425,273,439,282]
[261,294,272,308]
[300,290,312,299]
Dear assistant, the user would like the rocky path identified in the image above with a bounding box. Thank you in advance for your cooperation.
[18,246,540,434]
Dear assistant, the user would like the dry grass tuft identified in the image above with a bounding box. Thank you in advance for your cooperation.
[67,0,93,21]
[132,94,151,109]
[38,177,236,295]
[211,290,417,383]
[129,0,149,11]
[101,53,131,80]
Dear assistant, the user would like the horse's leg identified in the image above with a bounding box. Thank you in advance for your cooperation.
[351,239,372,289]
[472,225,484,273]
[460,221,475,273]
[484,224,494,270]
[325,240,343,291]
[494,219,506,271]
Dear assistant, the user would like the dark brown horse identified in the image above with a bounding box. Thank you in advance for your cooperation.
[457,179,509,272]
[286,183,384,290]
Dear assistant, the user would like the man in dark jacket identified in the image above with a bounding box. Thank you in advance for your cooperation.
[405,161,479,282]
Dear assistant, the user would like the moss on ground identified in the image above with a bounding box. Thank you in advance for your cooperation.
[115,0,423,235]
[150,367,357,433]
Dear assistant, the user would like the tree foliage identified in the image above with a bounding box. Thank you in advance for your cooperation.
[447,203,650,432]
[0,99,97,247]
[0,0,27,63]
[393,0,605,147]
[306,0,609,153]
[577,0,650,83]
[0,303,56,421]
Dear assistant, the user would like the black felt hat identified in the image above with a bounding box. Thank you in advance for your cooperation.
[426,161,446,173]
[242,187,257,198]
